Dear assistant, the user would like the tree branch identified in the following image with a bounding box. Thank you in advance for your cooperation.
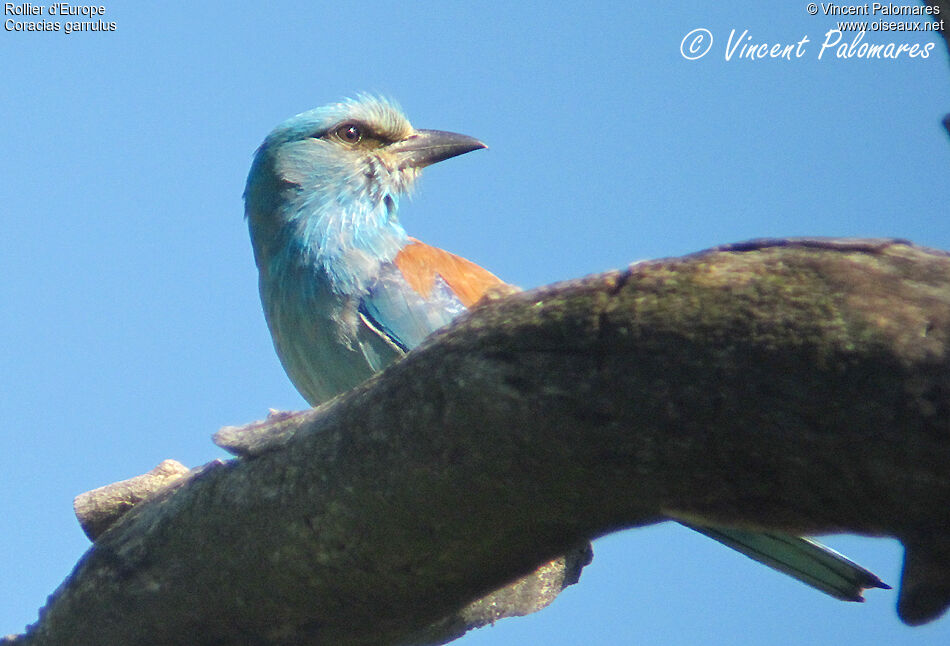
[13,238,950,645]
[925,0,948,50]
[923,0,950,134]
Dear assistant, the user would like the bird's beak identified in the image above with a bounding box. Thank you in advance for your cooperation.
[388,129,487,170]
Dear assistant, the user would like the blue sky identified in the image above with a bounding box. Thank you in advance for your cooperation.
[2,3,948,644]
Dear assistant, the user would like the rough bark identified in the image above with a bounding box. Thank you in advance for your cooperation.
[73,460,192,541]
[8,238,949,646]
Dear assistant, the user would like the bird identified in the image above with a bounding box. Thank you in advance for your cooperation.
[244,95,888,603]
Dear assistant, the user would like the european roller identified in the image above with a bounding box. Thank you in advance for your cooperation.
[244,95,887,603]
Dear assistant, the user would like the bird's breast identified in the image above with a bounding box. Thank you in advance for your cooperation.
[259,260,402,406]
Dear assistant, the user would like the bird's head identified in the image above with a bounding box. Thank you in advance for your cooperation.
[244,96,485,286]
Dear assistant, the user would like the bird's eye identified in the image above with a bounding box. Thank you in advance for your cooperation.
[337,123,362,144]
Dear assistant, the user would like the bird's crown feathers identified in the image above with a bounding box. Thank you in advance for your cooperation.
[259,94,413,151]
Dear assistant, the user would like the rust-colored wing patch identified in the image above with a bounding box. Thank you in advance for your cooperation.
[394,238,507,307]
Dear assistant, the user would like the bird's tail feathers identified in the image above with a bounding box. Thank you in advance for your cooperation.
[673,518,890,602]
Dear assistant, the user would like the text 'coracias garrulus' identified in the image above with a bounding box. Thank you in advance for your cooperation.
[244,95,888,605]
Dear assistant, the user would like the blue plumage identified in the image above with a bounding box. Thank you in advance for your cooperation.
[245,96,484,403]
[244,95,887,604]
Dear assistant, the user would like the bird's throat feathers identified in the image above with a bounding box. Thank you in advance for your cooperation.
[246,143,413,297]
[278,182,408,296]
